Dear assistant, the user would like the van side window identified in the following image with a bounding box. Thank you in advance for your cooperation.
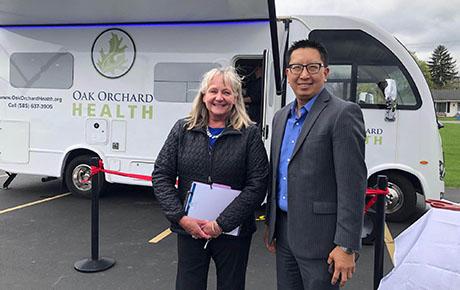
[154,63,220,103]
[10,53,74,89]
[357,65,417,106]
[325,65,352,101]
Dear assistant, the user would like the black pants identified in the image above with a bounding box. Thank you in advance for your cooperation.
[176,234,252,290]
[275,210,338,290]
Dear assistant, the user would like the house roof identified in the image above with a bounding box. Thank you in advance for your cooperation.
[431,89,460,101]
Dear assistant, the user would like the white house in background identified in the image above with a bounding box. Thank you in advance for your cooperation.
[432,89,460,117]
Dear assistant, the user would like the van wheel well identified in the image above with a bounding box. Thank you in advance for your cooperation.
[368,170,421,222]
[368,170,422,195]
[62,149,104,198]
[62,149,98,176]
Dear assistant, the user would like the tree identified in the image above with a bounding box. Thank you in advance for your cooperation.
[428,45,458,88]
[411,52,433,88]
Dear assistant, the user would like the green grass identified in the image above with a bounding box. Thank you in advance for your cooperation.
[440,123,460,187]
[439,116,460,121]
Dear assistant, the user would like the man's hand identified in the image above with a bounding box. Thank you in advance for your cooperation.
[327,246,357,287]
[263,225,276,253]
[201,220,223,238]
[178,216,211,239]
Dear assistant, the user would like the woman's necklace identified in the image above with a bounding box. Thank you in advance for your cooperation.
[206,126,224,140]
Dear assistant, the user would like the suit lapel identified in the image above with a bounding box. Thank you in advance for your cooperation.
[272,104,291,172]
[290,90,330,160]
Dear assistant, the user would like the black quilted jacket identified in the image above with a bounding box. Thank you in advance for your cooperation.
[152,118,268,236]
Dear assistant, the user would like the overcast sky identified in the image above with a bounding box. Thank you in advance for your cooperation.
[275,0,460,67]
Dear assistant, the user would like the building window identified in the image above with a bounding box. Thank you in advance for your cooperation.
[435,102,447,113]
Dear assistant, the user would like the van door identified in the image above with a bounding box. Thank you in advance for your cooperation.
[261,50,275,149]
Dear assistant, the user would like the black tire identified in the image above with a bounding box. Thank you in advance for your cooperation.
[362,211,377,245]
[65,155,106,198]
[385,173,416,222]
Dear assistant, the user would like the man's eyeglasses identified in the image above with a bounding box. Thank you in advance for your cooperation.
[287,63,325,75]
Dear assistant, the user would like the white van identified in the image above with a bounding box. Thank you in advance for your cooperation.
[0,0,444,221]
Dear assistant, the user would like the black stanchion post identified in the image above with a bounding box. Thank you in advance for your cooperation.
[373,175,388,290]
[74,157,115,272]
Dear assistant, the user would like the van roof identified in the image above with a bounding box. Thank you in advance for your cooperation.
[0,0,270,26]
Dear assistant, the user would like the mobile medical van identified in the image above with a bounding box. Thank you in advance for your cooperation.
[0,0,444,221]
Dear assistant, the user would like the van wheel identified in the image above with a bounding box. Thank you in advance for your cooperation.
[385,174,416,222]
[65,155,105,198]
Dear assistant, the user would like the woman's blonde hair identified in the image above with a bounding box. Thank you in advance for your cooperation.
[185,66,253,130]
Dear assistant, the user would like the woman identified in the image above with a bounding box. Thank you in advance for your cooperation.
[153,66,268,290]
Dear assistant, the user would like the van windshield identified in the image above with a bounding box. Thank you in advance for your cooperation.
[310,30,421,110]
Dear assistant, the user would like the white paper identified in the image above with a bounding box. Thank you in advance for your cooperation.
[185,182,241,236]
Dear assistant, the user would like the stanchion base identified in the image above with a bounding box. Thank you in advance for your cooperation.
[74,257,115,273]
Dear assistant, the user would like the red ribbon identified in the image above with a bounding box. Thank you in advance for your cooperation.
[83,159,152,183]
[426,199,460,211]
[364,188,389,212]
[85,160,389,211]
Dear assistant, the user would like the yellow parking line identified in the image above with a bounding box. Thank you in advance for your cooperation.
[0,193,71,215]
[384,222,395,265]
[149,228,172,244]
[256,215,266,221]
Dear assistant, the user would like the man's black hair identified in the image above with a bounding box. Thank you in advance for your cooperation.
[286,39,329,67]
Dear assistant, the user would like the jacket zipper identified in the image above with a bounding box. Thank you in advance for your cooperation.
[208,143,214,184]
[208,149,212,184]
[207,133,213,184]
[206,128,231,185]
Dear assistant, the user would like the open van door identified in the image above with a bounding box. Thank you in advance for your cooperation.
[261,50,276,150]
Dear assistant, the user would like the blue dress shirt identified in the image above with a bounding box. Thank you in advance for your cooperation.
[277,94,320,212]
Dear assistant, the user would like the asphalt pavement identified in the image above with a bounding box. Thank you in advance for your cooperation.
[0,172,458,289]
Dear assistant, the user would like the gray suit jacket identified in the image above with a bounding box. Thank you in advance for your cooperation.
[267,89,367,259]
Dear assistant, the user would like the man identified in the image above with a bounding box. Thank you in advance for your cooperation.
[243,64,263,124]
[264,39,367,290]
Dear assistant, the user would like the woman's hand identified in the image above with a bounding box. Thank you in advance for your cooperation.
[264,225,276,253]
[178,216,212,239]
[202,220,223,238]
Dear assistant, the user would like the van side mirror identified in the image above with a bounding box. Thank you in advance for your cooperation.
[379,79,397,122]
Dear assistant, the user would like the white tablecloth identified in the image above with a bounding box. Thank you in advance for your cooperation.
[379,207,460,290]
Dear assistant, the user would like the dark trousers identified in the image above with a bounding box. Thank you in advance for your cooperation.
[275,210,338,290]
[176,234,252,290]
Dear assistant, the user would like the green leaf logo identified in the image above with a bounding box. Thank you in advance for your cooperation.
[92,29,136,79]
[97,33,128,74]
